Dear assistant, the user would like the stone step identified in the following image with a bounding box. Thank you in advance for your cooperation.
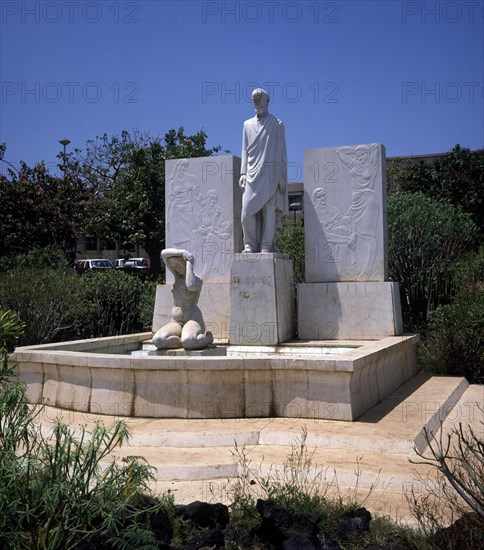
[37,374,468,455]
[33,375,482,526]
[109,443,433,490]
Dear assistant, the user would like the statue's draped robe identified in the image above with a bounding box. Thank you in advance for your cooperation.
[241,113,287,221]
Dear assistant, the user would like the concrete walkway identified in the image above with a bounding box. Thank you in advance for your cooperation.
[35,373,483,525]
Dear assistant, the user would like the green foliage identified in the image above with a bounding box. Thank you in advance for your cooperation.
[387,192,477,330]
[387,145,484,237]
[0,245,69,273]
[0,309,24,352]
[0,153,95,261]
[108,141,166,279]
[451,245,484,294]
[418,289,484,383]
[138,281,157,332]
[0,312,169,549]
[78,270,150,338]
[68,128,223,279]
[0,397,164,548]
[275,222,305,284]
[0,266,81,346]
[0,252,154,344]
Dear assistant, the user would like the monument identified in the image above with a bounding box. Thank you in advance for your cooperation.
[229,88,295,345]
[299,143,402,340]
[153,155,242,340]
[239,87,287,253]
[152,249,213,351]
[13,131,417,419]
[155,88,297,346]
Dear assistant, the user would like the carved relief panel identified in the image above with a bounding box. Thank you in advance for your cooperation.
[304,144,388,282]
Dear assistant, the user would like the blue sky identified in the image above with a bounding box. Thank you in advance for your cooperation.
[1,0,483,180]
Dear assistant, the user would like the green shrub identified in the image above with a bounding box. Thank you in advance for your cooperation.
[418,289,484,383]
[451,245,484,294]
[138,280,157,331]
[0,245,71,275]
[388,192,477,330]
[275,222,305,284]
[0,309,169,549]
[0,267,81,346]
[78,270,150,338]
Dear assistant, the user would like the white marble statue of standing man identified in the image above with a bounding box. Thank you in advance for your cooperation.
[239,88,287,253]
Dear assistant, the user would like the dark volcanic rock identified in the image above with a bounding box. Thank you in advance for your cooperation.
[181,500,230,529]
[252,498,324,549]
[432,512,484,550]
[183,528,225,550]
[336,507,372,541]
[150,508,174,543]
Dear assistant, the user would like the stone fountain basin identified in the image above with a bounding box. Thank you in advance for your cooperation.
[12,332,418,421]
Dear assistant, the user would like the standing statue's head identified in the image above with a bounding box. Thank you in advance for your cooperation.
[252,88,270,118]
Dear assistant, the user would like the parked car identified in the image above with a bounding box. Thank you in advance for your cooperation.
[119,258,150,271]
[114,258,128,269]
[75,259,115,274]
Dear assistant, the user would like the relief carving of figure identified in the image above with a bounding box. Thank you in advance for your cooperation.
[191,189,232,277]
[312,187,352,263]
[336,144,380,280]
[152,249,213,350]
[239,88,287,253]
[166,160,200,249]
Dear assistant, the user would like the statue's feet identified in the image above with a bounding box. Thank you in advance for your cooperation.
[182,331,214,350]
[242,244,255,253]
[152,334,182,349]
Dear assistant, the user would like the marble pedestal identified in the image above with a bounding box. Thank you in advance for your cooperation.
[229,253,295,345]
[298,282,403,340]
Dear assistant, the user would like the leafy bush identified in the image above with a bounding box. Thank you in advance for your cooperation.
[0,266,81,346]
[451,245,484,295]
[0,257,156,344]
[275,221,305,284]
[0,244,69,273]
[387,145,484,237]
[418,289,484,384]
[387,192,477,330]
[78,270,151,338]
[138,280,157,331]
[0,309,169,549]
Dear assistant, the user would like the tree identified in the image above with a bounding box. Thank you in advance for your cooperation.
[0,145,95,262]
[69,128,223,279]
[387,145,484,238]
[387,192,477,329]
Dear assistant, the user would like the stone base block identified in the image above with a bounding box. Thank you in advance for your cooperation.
[229,253,295,345]
[298,282,403,340]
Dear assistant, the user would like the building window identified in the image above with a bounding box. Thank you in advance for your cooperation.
[288,193,303,211]
[85,235,98,251]
[101,239,116,251]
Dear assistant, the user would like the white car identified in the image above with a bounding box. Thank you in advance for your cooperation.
[120,257,150,270]
[75,259,114,274]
